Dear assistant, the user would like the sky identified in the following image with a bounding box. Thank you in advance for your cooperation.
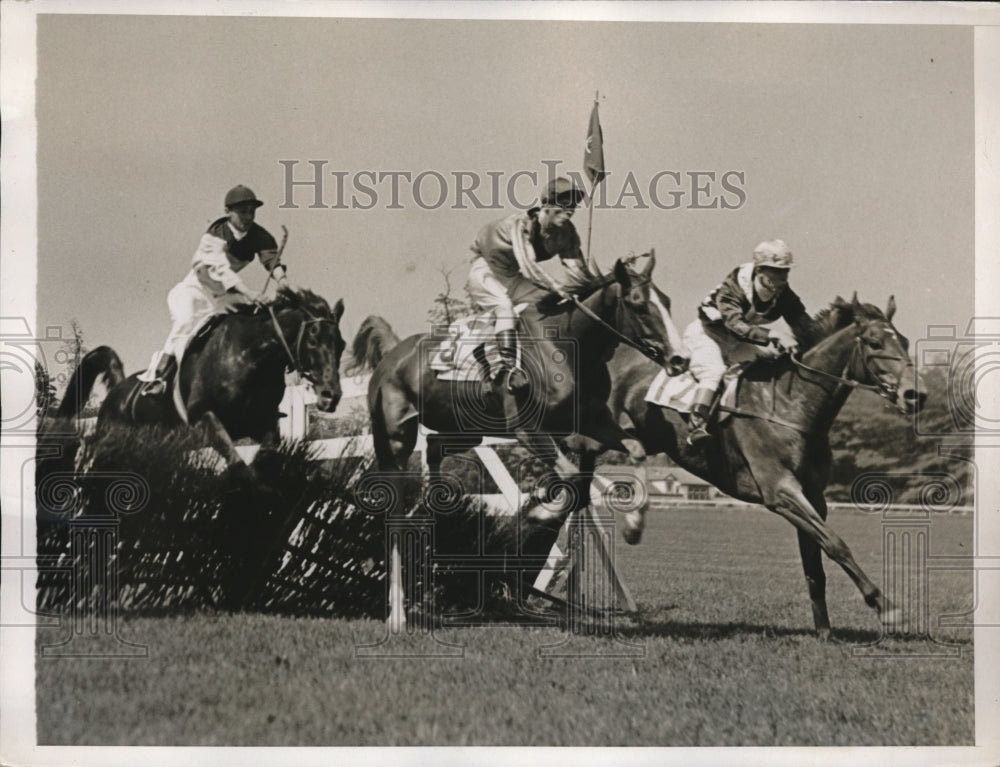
[28,12,976,384]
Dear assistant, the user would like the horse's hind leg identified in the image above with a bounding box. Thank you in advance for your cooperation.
[768,479,892,627]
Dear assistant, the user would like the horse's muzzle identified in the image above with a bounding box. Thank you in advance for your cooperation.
[315,389,341,413]
[896,367,928,415]
[898,385,927,415]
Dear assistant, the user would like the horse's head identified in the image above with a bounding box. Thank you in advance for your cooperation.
[840,293,927,415]
[612,251,689,375]
[273,287,346,413]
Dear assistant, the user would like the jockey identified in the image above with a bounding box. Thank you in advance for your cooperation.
[139,185,284,396]
[684,239,815,445]
[465,176,599,392]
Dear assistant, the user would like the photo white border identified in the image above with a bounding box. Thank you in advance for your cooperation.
[2,2,998,766]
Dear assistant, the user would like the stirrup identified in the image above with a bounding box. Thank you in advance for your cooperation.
[686,418,711,446]
[501,365,529,394]
[141,379,167,397]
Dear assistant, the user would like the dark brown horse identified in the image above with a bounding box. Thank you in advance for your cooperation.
[353,254,687,524]
[36,346,127,485]
[82,286,346,471]
[608,294,927,636]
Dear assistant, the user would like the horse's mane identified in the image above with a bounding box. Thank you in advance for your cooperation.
[533,258,663,316]
[231,285,336,319]
[796,296,887,351]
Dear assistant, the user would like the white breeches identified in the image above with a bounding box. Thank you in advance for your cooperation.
[466,257,547,333]
[141,282,243,379]
[684,319,768,390]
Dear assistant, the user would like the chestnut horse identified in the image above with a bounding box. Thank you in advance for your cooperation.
[608,295,927,636]
[354,254,687,526]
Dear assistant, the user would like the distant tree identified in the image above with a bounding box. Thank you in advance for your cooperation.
[35,361,57,422]
[64,319,87,372]
[426,265,474,327]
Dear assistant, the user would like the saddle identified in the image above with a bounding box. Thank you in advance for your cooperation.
[646,355,793,430]
[646,364,743,423]
[427,305,529,383]
[646,357,783,421]
[135,313,226,423]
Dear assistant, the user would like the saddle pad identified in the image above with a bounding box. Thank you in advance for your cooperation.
[645,369,738,416]
[428,305,527,382]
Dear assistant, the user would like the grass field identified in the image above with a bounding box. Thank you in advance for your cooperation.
[35,505,974,747]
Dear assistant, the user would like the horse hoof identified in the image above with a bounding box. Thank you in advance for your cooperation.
[880,604,904,630]
[621,526,643,546]
[816,627,832,642]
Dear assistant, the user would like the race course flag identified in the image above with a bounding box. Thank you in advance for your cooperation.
[584,94,606,186]
[583,92,605,263]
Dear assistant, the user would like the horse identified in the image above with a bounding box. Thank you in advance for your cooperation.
[355,253,688,523]
[48,345,126,421]
[607,294,927,637]
[36,345,127,482]
[80,286,346,473]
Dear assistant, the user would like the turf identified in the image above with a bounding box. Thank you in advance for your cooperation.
[35,506,974,746]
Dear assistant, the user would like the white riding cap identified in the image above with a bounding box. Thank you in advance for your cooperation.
[753,240,794,270]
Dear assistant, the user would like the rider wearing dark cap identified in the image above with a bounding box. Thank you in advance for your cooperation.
[139,185,284,396]
[466,175,599,392]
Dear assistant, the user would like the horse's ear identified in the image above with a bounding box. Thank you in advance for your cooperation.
[851,291,860,309]
[886,295,896,322]
[332,298,344,323]
[613,259,630,287]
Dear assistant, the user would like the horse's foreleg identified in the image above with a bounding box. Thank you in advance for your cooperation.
[515,431,590,528]
[768,479,890,627]
[578,403,646,463]
[199,411,255,481]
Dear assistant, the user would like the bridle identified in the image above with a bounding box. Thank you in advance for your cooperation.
[566,273,667,366]
[267,304,339,385]
[790,321,909,404]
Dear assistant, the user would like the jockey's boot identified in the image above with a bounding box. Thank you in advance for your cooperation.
[686,385,716,446]
[472,344,494,398]
[496,329,529,394]
[141,353,177,397]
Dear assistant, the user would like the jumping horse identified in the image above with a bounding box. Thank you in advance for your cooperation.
[351,254,687,623]
[608,294,927,636]
[355,252,688,521]
[73,286,346,473]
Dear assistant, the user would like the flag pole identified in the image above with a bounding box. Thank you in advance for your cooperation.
[585,91,599,265]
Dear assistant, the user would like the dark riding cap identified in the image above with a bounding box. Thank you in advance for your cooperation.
[541,176,586,209]
[225,185,264,210]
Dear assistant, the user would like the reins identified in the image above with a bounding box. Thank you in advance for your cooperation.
[721,321,909,433]
[266,300,336,383]
[567,288,666,365]
[789,333,907,402]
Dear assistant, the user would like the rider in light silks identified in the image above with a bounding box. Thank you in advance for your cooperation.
[139,185,284,396]
[684,239,816,445]
[465,176,601,393]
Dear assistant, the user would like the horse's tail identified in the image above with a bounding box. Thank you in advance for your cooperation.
[345,315,400,374]
[53,345,126,419]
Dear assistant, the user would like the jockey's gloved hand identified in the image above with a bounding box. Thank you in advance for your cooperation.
[272,264,288,282]
[768,336,792,355]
